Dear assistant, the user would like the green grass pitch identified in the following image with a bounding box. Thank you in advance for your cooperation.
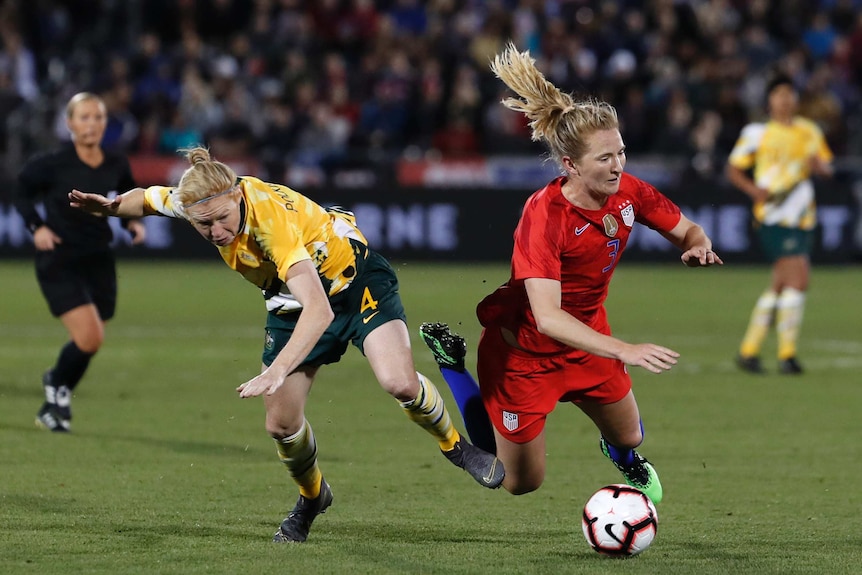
[1,259,861,574]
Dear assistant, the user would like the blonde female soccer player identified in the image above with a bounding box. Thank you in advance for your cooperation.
[14,92,146,432]
[69,146,503,543]
[420,43,723,504]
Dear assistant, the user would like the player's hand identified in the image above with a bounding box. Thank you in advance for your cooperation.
[809,156,834,178]
[126,219,147,245]
[236,369,285,398]
[681,247,723,267]
[69,189,121,216]
[33,225,62,251]
[750,187,770,203]
[618,343,679,374]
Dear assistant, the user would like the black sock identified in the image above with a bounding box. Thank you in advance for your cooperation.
[52,341,94,391]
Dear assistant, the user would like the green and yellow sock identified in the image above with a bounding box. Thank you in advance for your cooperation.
[274,418,322,499]
[776,288,805,360]
[740,290,777,358]
[399,373,460,451]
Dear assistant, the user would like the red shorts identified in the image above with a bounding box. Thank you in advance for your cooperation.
[476,326,631,444]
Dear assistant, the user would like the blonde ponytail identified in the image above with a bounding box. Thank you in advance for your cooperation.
[491,43,619,165]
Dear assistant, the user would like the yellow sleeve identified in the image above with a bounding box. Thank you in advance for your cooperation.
[142,186,186,219]
[815,129,834,164]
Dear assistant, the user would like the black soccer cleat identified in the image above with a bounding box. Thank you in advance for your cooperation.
[736,354,765,374]
[43,370,72,425]
[35,402,70,433]
[419,322,467,371]
[442,439,504,489]
[273,479,333,543]
[778,357,804,375]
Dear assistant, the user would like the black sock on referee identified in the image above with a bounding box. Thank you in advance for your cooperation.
[52,341,94,391]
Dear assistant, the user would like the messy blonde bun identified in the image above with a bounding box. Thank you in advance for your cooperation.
[174,147,237,208]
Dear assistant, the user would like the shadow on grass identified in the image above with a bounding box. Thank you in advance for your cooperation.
[324,519,569,546]
[0,420,273,459]
[2,494,258,542]
[105,432,272,459]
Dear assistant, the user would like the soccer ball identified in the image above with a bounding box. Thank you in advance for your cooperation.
[581,484,658,557]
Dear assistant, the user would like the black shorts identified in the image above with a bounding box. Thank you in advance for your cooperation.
[35,248,117,319]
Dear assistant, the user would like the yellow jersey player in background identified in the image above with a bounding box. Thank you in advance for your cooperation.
[726,72,834,375]
[68,146,504,543]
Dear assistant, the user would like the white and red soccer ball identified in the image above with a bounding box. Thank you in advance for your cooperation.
[582,484,658,557]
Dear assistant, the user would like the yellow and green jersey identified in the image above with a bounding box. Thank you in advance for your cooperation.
[143,176,367,313]
[728,116,832,229]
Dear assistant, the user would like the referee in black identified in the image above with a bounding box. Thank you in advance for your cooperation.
[14,92,146,432]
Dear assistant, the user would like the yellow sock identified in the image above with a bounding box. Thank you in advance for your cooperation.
[274,419,322,499]
[776,288,805,360]
[740,290,777,357]
[399,373,460,451]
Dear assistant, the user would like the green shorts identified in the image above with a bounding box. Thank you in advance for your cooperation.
[756,225,814,262]
[262,248,407,367]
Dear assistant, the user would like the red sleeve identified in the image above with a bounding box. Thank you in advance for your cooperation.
[634,178,681,233]
[511,192,563,281]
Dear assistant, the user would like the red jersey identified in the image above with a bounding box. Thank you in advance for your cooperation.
[477,173,681,355]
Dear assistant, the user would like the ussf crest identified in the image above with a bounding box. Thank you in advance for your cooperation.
[503,411,519,432]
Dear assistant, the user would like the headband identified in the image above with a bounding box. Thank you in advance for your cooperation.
[185,178,241,207]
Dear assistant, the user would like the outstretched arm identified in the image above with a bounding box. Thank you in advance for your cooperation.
[69,188,154,218]
[661,214,724,268]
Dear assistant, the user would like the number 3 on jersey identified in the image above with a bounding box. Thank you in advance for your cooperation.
[602,239,621,273]
[360,287,380,324]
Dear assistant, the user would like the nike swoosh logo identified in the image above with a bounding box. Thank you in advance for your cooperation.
[483,457,499,485]
[362,311,380,324]
[575,223,590,236]
[604,523,624,543]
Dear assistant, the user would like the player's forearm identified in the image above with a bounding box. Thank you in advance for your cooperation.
[267,301,334,379]
[675,223,712,253]
[115,188,149,217]
[725,165,763,201]
[534,308,625,359]
[812,159,834,179]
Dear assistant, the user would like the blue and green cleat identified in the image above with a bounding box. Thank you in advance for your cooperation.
[600,438,663,504]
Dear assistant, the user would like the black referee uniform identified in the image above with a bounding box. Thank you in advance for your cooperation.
[15,141,138,432]
[14,142,136,320]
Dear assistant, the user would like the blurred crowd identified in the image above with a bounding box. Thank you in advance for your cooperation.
[1,0,861,181]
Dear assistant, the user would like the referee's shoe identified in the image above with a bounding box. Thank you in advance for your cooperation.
[35,371,71,432]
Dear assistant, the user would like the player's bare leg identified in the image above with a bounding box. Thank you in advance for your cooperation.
[580,392,663,504]
[493,430,547,495]
[772,255,809,374]
[364,320,504,488]
[266,366,333,543]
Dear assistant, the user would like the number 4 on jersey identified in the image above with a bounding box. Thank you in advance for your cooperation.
[360,287,380,325]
